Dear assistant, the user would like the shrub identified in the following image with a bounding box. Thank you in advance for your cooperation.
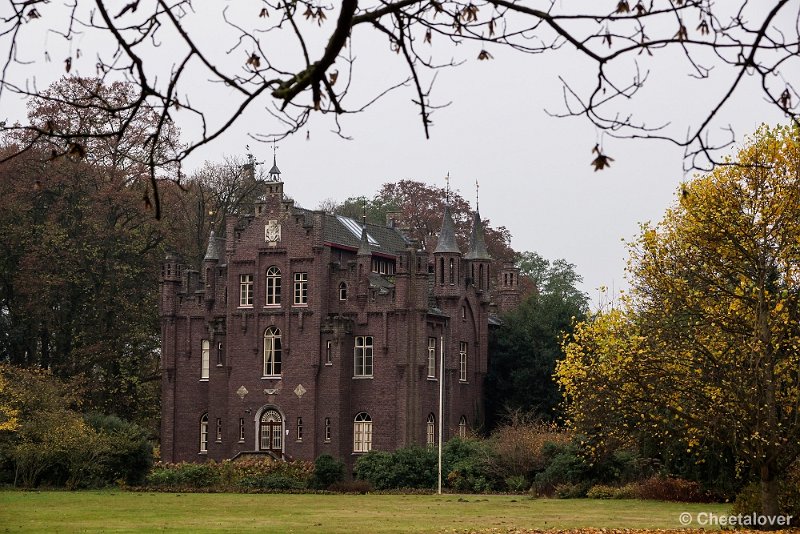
[586,484,618,499]
[328,479,372,494]
[533,442,590,495]
[490,421,570,481]
[732,463,800,524]
[505,475,528,492]
[311,454,345,489]
[634,476,713,503]
[442,437,503,493]
[354,447,437,490]
[554,482,589,498]
[237,473,306,491]
[86,413,153,486]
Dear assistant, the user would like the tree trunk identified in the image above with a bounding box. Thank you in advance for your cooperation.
[760,462,780,528]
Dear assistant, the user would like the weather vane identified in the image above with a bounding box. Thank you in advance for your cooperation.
[475,180,480,212]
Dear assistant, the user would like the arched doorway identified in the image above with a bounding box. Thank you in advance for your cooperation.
[258,408,283,454]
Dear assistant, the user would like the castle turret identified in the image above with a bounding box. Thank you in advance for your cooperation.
[433,203,462,297]
[203,230,222,306]
[465,210,491,292]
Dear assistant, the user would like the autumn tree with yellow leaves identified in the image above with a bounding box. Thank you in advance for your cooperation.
[559,124,800,518]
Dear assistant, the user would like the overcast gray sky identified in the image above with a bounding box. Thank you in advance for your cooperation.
[3,2,790,306]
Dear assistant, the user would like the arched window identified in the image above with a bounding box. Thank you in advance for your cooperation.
[199,413,209,453]
[259,409,283,452]
[324,417,332,442]
[478,264,484,290]
[338,281,348,301]
[426,413,435,448]
[458,416,467,438]
[263,327,282,377]
[449,258,455,284]
[266,266,281,305]
[439,257,445,285]
[296,417,303,441]
[353,412,372,452]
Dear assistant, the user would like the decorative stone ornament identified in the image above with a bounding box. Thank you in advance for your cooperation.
[294,384,307,398]
[236,385,248,400]
[265,220,281,243]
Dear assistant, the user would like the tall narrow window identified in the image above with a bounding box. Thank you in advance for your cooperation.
[338,281,348,300]
[201,340,210,379]
[427,337,436,379]
[239,274,254,307]
[263,327,282,377]
[458,416,467,438]
[215,418,222,442]
[296,417,303,441]
[439,258,445,285]
[426,413,435,448]
[294,272,308,305]
[354,336,373,377]
[479,264,484,290]
[266,266,281,305]
[325,340,333,365]
[449,258,455,284]
[199,413,209,453]
[239,418,245,442]
[353,412,372,452]
[459,341,468,382]
[324,417,331,442]
[216,342,223,366]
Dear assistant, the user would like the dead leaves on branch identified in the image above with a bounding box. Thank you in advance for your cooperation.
[303,5,327,26]
[477,49,493,60]
[591,144,614,171]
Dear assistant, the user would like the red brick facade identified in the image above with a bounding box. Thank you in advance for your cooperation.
[159,171,520,469]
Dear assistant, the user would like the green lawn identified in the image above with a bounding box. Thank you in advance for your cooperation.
[0,491,732,533]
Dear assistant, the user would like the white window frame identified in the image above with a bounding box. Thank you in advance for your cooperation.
[239,418,245,443]
[426,413,435,448]
[354,336,373,377]
[199,413,209,453]
[296,417,303,441]
[266,266,281,306]
[215,417,222,442]
[459,341,468,382]
[338,281,348,300]
[201,339,210,380]
[353,412,372,453]
[239,274,254,307]
[458,416,467,438]
[263,327,282,377]
[324,417,331,442]
[293,272,308,305]
[427,337,436,379]
[325,340,333,365]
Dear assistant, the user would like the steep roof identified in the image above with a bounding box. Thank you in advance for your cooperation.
[464,211,491,260]
[433,204,461,254]
[204,231,222,261]
[291,207,411,254]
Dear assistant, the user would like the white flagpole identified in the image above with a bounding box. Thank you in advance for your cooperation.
[438,335,444,495]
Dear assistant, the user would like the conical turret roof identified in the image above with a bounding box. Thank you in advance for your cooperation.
[434,204,461,254]
[204,230,221,261]
[465,211,491,260]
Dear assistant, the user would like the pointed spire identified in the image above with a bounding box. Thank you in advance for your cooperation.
[434,203,461,254]
[465,210,491,260]
[357,199,371,256]
[268,141,281,181]
[204,230,221,261]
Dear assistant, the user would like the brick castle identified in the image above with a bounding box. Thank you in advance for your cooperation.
[159,159,520,469]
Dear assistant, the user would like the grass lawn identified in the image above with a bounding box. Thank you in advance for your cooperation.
[0,491,734,533]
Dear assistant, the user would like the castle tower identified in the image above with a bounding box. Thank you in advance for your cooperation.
[464,210,491,293]
[433,202,462,298]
